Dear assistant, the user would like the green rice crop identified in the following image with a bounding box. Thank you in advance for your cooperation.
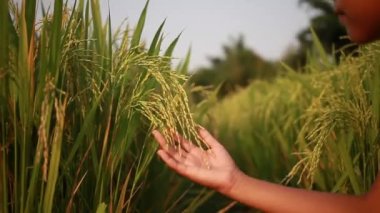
[0,0,204,212]
[2,0,379,211]
[192,36,379,210]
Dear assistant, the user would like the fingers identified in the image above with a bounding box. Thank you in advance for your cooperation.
[153,127,221,151]
[152,129,167,148]
[153,129,195,153]
[198,127,221,149]
[158,149,215,187]
[157,149,189,176]
[152,130,187,161]
[172,131,194,152]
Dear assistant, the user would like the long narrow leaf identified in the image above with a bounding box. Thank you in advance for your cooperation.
[148,19,166,55]
[130,0,149,48]
[164,32,181,57]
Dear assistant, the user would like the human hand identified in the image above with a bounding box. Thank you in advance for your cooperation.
[152,127,242,194]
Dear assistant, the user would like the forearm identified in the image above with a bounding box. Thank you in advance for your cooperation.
[222,171,370,213]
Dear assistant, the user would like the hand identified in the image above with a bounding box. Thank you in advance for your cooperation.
[152,128,242,194]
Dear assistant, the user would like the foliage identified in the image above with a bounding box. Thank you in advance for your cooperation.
[1,0,379,212]
[0,0,203,212]
[198,41,379,212]
[282,0,356,69]
[190,37,276,101]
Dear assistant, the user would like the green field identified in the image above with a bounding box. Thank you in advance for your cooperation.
[0,0,379,212]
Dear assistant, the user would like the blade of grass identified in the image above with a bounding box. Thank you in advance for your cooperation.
[96,203,107,213]
[0,107,8,213]
[25,0,36,43]
[107,2,113,73]
[43,99,67,213]
[64,84,107,169]
[17,1,34,210]
[90,0,104,54]
[153,34,164,56]
[130,0,149,48]
[0,0,9,72]
[164,32,181,57]
[178,47,191,75]
[310,27,332,68]
[148,19,166,55]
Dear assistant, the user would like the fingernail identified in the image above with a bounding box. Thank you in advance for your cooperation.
[152,130,157,136]
[197,125,206,130]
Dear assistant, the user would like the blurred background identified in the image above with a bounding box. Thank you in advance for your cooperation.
[98,0,313,70]
[98,0,349,69]
[97,0,352,98]
[30,0,354,101]
[36,0,350,71]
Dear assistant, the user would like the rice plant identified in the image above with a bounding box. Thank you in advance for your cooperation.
[196,37,379,210]
[2,0,379,211]
[0,0,204,212]
[285,43,380,193]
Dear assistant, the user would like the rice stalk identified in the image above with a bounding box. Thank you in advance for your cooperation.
[2,0,205,211]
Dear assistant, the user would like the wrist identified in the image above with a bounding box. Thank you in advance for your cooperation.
[218,168,246,196]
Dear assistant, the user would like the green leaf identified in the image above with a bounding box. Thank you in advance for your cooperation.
[310,27,330,66]
[148,19,166,55]
[43,101,66,213]
[153,34,164,56]
[96,202,107,213]
[0,0,9,70]
[107,3,113,71]
[131,0,149,48]
[91,0,104,54]
[50,0,63,81]
[25,0,37,43]
[179,47,191,75]
[164,32,181,57]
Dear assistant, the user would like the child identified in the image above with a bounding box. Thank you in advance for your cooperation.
[153,0,380,212]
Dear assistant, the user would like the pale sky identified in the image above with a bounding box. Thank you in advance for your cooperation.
[99,0,313,70]
[38,0,314,70]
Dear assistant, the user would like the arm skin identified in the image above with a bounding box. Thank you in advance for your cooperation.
[152,128,380,213]
[227,171,380,213]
